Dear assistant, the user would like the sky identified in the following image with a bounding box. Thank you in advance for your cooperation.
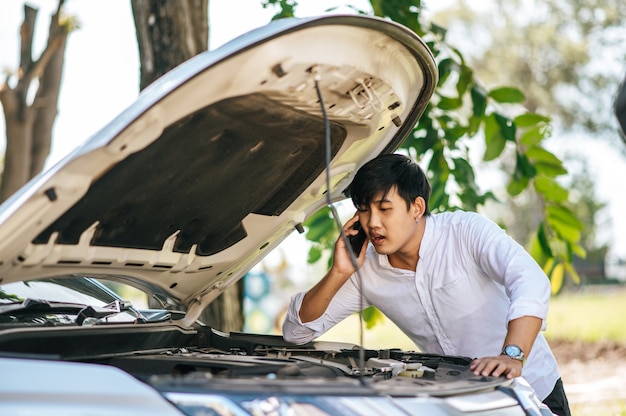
[1,0,626,264]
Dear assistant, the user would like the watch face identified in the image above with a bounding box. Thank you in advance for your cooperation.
[504,345,523,358]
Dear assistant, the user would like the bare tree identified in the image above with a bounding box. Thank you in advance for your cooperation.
[0,0,72,201]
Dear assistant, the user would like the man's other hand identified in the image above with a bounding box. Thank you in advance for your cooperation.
[470,355,523,379]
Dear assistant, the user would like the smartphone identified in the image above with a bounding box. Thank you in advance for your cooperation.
[349,221,367,255]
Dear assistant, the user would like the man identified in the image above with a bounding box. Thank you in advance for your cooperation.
[282,153,570,415]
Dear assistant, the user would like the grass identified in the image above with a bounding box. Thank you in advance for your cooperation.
[544,285,626,343]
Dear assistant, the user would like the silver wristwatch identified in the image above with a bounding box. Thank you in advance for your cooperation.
[501,344,525,366]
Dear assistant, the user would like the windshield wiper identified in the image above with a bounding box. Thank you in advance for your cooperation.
[0,298,146,325]
[75,299,139,325]
[0,298,86,315]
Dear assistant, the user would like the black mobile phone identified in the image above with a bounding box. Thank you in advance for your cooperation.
[349,221,367,255]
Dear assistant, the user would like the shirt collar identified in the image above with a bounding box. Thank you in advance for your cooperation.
[419,214,434,260]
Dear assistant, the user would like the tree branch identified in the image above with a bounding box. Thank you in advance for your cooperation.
[19,1,67,91]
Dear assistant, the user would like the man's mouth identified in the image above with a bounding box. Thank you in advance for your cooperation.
[371,233,385,245]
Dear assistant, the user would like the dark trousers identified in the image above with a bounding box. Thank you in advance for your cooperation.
[542,378,571,416]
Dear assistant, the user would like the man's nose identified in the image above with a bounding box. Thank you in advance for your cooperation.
[366,211,382,229]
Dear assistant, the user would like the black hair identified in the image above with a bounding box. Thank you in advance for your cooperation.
[347,153,431,216]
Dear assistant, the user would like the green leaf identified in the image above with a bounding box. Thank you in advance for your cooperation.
[483,114,506,161]
[519,126,546,147]
[307,245,323,264]
[514,113,550,127]
[534,177,568,202]
[438,58,454,86]
[550,263,565,295]
[411,126,439,154]
[534,161,568,177]
[470,85,487,117]
[429,158,450,212]
[507,176,529,196]
[305,214,335,241]
[546,205,585,231]
[495,113,516,142]
[444,126,467,144]
[304,206,330,226]
[429,22,447,39]
[542,257,555,276]
[537,222,554,257]
[428,149,450,175]
[525,146,563,166]
[448,46,466,66]
[456,65,473,96]
[548,239,568,259]
[571,242,586,258]
[488,86,525,103]
[362,306,385,329]
[437,114,454,126]
[430,186,448,211]
[564,261,581,285]
[452,157,475,182]
[468,115,482,136]
[515,151,537,179]
[437,95,463,110]
[428,161,450,211]
[550,219,581,243]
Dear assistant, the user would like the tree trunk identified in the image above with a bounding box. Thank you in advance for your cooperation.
[31,9,68,177]
[131,0,243,333]
[131,0,209,90]
[0,1,68,202]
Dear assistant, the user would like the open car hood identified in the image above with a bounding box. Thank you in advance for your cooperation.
[0,15,437,323]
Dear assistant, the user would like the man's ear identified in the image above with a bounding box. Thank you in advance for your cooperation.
[412,196,426,217]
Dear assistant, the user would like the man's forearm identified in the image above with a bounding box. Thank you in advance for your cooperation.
[471,315,543,378]
[503,315,543,358]
[299,268,352,323]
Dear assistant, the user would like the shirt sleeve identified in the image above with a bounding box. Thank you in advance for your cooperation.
[282,274,369,344]
[466,213,551,330]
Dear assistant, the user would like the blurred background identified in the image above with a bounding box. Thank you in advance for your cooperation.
[2,1,625,414]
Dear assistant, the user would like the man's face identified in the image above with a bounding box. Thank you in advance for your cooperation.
[357,186,420,256]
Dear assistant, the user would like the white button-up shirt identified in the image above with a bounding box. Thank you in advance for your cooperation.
[283,210,560,400]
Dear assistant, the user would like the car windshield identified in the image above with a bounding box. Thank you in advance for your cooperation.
[0,277,149,326]
[0,278,117,306]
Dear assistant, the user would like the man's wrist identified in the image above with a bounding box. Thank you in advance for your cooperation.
[501,344,526,366]
[328,266,354,282]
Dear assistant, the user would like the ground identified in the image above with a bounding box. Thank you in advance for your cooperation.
[550,339,626,415]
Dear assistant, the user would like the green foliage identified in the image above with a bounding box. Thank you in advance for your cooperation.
[369,0,423,35]
[488,87,525,104]
[362,306,385,329]
[434,0,626,137]
[388,1,584,294]
[261,0,297,20]
[303,206,337,268]
[265,0,586,301]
